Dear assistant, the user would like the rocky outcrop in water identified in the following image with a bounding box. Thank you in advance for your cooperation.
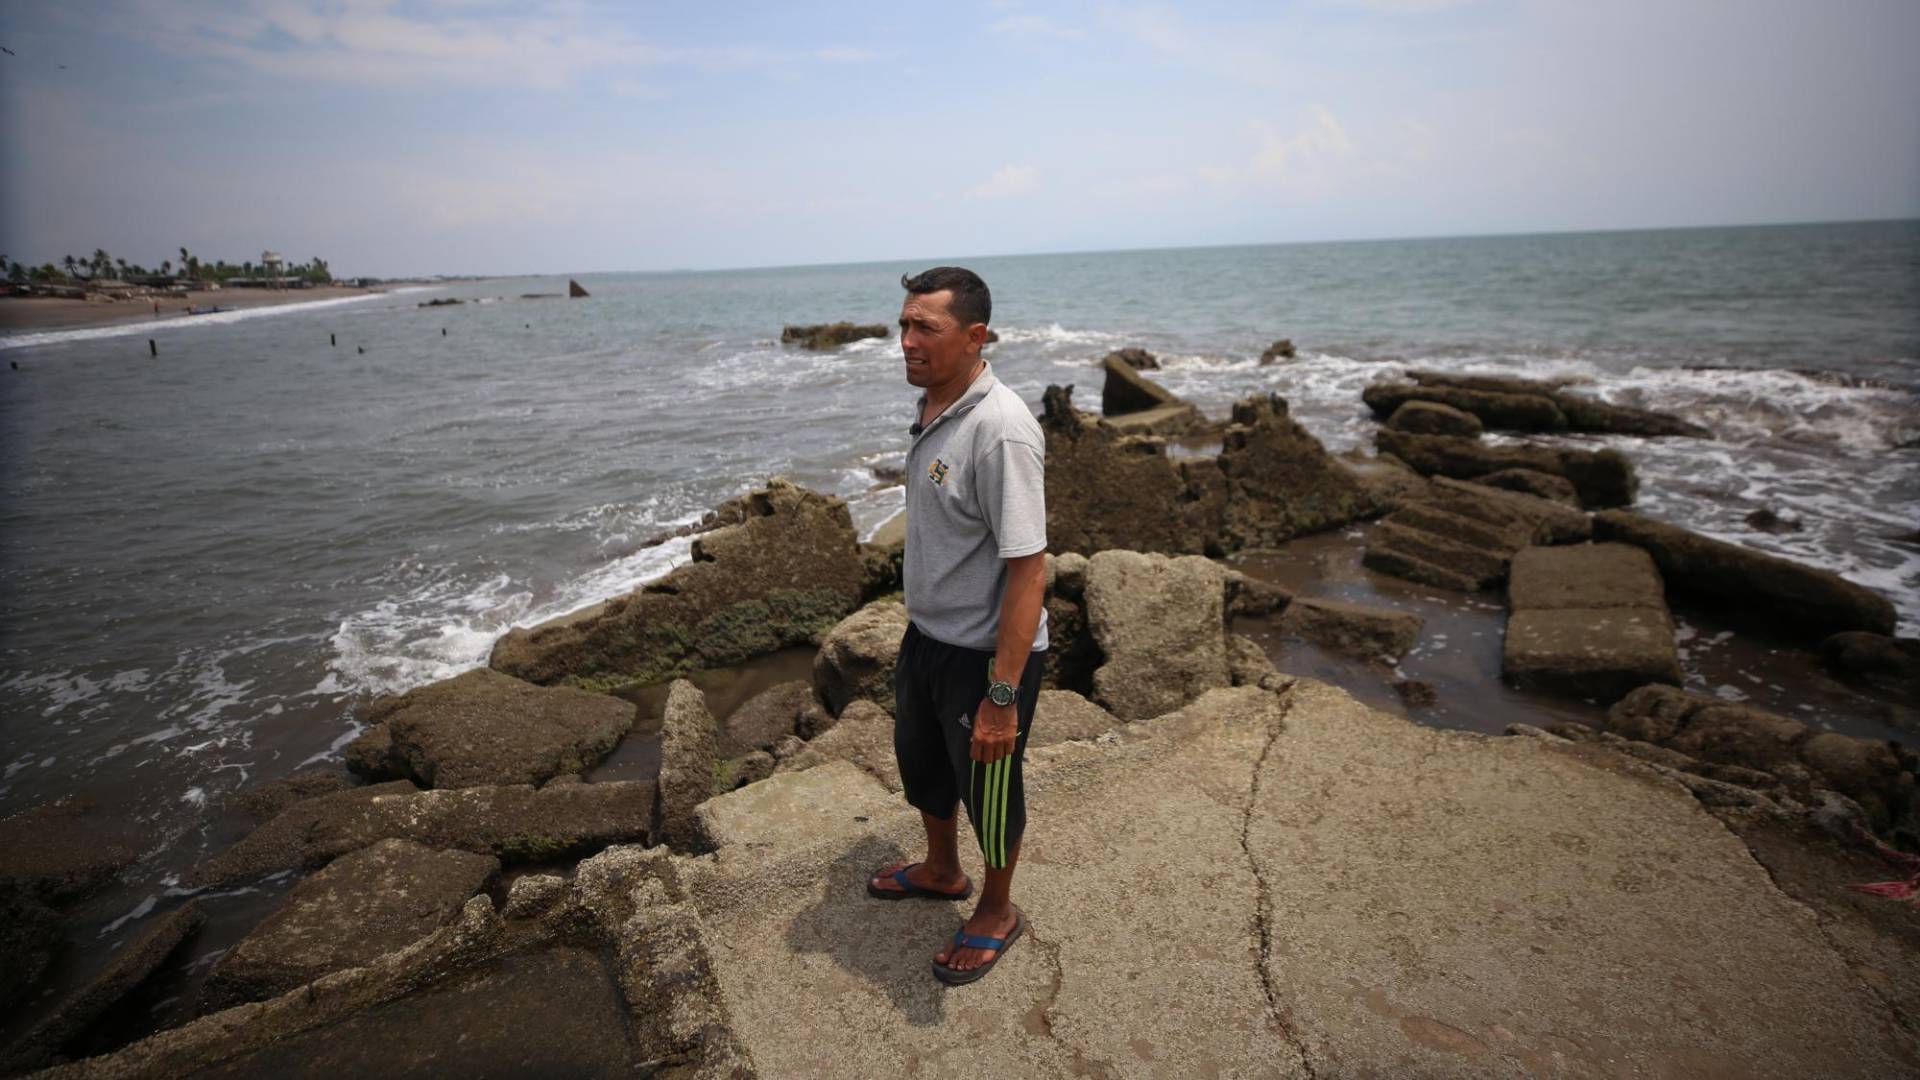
[344,668,634,788]
[781,322,888,349]
[1364,370,1710,438]
[1385,399,1483,437]
[1376,428,1638,507]
[1260,339,1296,363]
[568,278,589,298]
[489,478,866,688]
[1042,387,1383,557]
[1099,353,1207,435]
[1104,346,1158,371]
[1594,510,1898,640]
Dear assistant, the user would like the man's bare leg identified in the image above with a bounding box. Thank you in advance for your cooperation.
[869,804,970,895]
[934,839,1021,972]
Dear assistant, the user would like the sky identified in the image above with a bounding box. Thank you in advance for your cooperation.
[2,0,1917,278]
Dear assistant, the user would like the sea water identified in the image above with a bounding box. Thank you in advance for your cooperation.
[1,219,1916,921]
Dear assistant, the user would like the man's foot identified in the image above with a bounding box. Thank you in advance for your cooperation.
[867,860,971,900]
[933,903,1021,974]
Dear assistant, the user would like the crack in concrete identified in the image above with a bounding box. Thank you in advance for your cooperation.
[1698,807,1920,1047]
[1026,923,1066,1041]
[1240,689,1318,1080]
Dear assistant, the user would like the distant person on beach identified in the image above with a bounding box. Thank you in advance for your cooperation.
[867,266,1048,986]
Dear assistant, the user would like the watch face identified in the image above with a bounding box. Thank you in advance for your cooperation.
[988,682,1017,707]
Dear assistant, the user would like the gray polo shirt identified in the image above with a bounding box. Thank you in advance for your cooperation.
[903,362,1049,652]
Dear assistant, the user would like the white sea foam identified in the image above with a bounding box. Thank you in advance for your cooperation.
[321,534,697,700]
[0,288,431,352]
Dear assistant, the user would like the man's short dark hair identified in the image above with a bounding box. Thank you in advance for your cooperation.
[900,266,991,327]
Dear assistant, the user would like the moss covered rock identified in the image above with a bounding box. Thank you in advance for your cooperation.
[489,479,866,688]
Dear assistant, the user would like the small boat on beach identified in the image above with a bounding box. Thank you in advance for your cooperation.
[184,304,231,315]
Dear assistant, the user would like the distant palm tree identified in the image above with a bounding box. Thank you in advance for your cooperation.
[178,246,190,269]
[62,255,77,280]
[160,259,172,276]
[91,248,110,279]
[116,257,129,280]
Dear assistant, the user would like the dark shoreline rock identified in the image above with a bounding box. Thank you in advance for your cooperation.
[0,902,206,1074]
[345,668,634,789]
[1376,428,1638,508]
[1396,370,1711,438]
[780,322,887,349]
[1104,346,1158,371]
[201,840,497,1012]
[0,796,142,906]
[489,479,865,689]
[186,780,654,887]
[1593,510,1897,640]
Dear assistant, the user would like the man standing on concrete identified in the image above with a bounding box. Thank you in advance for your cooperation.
[866,266,1048,986]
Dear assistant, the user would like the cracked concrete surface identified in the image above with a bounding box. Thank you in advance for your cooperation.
[678,678,1919,1078]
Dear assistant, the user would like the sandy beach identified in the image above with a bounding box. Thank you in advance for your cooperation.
[0,285,387,333]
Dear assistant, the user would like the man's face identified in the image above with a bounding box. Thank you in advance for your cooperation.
[899,289,983,389]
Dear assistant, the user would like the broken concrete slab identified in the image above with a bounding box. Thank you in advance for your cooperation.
[1507,542,1668,611]
[1029,689,1123,747]
[1084,550,1232,721]
[345,667,635,789]
[1100,351,1188,416]
[201,839,498,1011]
[696,759,898,856]
[813,599,908,717]
[719,678,820,757]
[186,779,653,888]
[775,699,900,792]
[1252,680,1914,1077]
[1278,596,1424,661]
[1503,607,1681,700]
[655,679,721,851]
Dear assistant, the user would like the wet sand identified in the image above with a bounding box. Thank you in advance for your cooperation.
[0,286,387,332]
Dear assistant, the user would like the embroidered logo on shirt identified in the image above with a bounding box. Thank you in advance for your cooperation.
[928,458,950,486]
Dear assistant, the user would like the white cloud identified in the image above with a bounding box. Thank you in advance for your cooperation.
[965,164,1040,200]
[120,0,844,90]
[1202,106,1356,189]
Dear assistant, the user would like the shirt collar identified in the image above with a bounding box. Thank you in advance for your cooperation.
[911,360,997,435]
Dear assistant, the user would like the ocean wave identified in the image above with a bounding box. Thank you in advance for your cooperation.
[320,535,696,700]
[995,323,1127,349]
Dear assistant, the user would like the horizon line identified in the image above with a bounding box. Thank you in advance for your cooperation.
[491,212,1920,282]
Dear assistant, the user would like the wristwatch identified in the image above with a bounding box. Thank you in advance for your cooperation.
[985,658,1018,708]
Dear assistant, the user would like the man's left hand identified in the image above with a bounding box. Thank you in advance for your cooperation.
[971,698,1018,762]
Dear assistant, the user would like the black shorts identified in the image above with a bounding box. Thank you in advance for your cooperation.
[893,621,1044,869]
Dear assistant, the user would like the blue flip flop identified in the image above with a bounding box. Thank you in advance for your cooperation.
[867,862,973,901]
[931,906,1025,986]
